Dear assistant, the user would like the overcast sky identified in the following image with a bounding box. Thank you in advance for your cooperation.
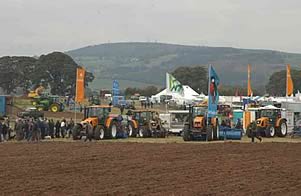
[1,0,301,56]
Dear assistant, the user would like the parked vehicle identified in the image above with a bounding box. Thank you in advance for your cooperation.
[160,110,189,135]
[72,105,126,140]
[32,95,64,112]
[127,110,167,138]
[17,107,44,118]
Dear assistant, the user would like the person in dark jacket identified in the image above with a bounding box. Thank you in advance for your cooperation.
[32,119,40,142]
[55,120,61,138]
[49,119,55,138]
[0,121,3,142]
[250,121,262,143]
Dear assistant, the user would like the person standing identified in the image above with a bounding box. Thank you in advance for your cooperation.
[0,120,3,143]
[84,123,93,142]
[32,119,40,142]
[249,121,262,143]
[55,120,61,138]
[61,119,66,138]
[49,119,55,138]
[27,119,33,142]
[120,105,125,115]
[24,119,30,141]
[68,118,74,138]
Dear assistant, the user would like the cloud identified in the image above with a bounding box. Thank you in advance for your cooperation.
[1,0,301,56]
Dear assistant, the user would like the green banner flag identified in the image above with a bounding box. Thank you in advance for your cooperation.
[166,73,184,95]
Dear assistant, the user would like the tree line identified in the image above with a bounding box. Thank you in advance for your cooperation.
[125,65,299,97]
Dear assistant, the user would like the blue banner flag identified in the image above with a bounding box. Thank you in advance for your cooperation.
[208,65,220,118]
[112,80,120,96]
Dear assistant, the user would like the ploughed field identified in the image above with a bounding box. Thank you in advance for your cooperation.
[0,141,301,195]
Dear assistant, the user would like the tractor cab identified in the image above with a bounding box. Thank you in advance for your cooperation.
[189,105,208,129]
[133,110,155,125]
[259,109,281,125]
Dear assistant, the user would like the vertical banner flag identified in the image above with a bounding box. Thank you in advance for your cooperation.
[112,80,120,96]
[75,67,85,103]
[208,65,220,118]
[247,64,253,97]
[286,64,293,96]
[166,73,184,95]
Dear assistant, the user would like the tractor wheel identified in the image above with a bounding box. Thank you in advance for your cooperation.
[94,125,105,140]
[265,126,275,138]
[207,126,214,141]
[277,120,287,137]
[183,125,191,141]
[106,121,118,139]
[72,124,82,140]
[128,122,137,137]
[138,127,150,138]
[50,103,60,113]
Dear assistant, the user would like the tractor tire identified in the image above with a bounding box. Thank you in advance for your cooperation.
[138,127,150,138]
[94,125,105,140]
[50,103,60,113]
[207,126,214,141]
[72,124,81,140]
[128,122,137,137]
[277,120,287,137]
[106,121,118,139]
[265,125,275,138]
[183,125,191,141]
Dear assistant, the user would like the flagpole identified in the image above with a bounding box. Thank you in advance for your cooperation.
[286,64,288,98]
[207,65,211,126]
[165,73,168,113]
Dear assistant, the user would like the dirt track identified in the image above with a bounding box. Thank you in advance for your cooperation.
[0,141,301,195]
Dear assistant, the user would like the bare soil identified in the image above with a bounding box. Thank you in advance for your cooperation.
[0,141,301,195]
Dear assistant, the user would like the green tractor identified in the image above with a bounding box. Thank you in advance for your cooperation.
[32,95,64,112]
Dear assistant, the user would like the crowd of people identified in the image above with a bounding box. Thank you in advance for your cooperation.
[0,117,11,142]
[10,117,75,142]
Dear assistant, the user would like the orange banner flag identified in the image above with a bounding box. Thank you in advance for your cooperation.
[247,64,253,97]
[75,67,85,103]
[286,64,293,96]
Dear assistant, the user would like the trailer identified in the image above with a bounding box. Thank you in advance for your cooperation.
[159,110,189,135]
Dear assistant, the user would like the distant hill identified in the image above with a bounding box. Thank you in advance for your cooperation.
[67,42,301,90]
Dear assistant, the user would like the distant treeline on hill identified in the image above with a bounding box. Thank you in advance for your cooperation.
[67,42,301,90]
[124,66,298,97]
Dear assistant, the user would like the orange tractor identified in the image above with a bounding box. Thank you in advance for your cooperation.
[72,105,126,140]
[183,104,219,141]
[253,106,287,137]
